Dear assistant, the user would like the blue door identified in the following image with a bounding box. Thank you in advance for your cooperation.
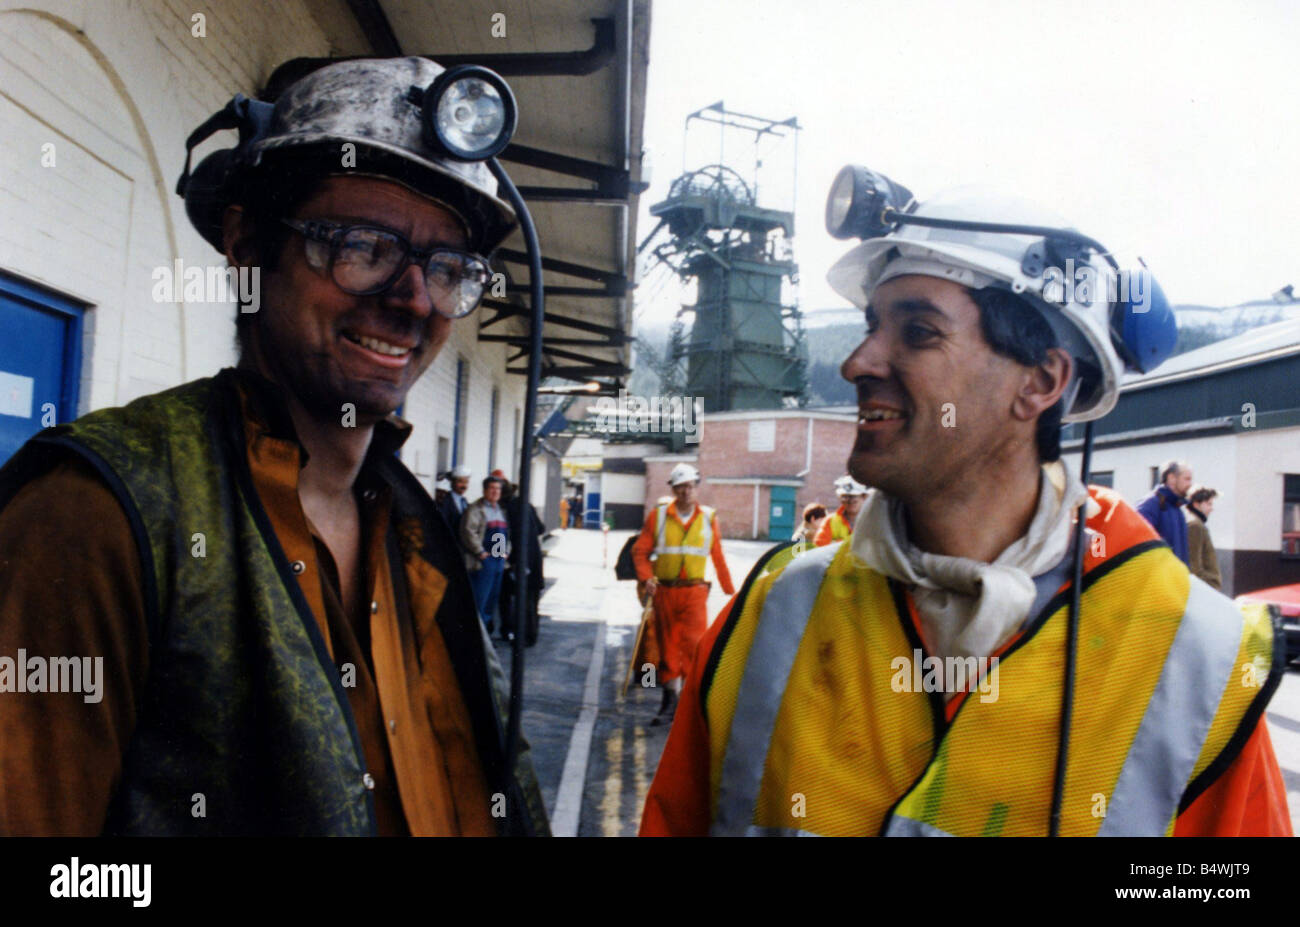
[768,486,796,541]
[0,274,85,467]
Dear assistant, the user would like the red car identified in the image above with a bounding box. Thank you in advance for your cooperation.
[1236,583,1300,664]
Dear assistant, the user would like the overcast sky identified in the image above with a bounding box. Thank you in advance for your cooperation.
[633,0,1300,325]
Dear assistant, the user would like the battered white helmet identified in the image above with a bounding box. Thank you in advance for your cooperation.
[826,186,1169,422]
[177,57,518,255]
[834,475,869,496]
[668,464,701,486]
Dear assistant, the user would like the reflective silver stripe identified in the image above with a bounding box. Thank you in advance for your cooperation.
[711,544,838,836]
[698,505,714,553]
[655,503,669,551]
[657,545,709,555]
[1097,575,1244,836]
[884,816,956,837]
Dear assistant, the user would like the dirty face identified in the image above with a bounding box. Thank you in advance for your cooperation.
[250,175,467,423]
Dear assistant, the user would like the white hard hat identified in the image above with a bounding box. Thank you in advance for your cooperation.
[434,478,452,491]
[668,463,701,486]
[826,188,1125,422]
[834,475,869,496]
[451,464,472,479]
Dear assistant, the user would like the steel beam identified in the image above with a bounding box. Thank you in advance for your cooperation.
[496,249,625,286]
[430,18,615,77]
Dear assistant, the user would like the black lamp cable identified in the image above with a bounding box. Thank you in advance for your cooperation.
[1049,418,1094,836]
[487,159,544,791]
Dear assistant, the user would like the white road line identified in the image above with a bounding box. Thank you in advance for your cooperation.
[550,619,607,837]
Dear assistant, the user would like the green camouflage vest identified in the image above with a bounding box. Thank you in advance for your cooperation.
[0,369,547,835]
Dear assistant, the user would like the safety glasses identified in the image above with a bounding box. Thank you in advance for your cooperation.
[280,217,492,319]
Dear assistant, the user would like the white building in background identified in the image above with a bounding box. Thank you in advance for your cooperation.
[1062,318,1300,596]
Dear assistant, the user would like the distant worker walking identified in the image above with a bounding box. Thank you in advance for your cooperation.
[1137,460,1193,564]
[814,475,869,546]
[1185,485,1222,590]
[633,464,735,726]
[792,503,828,543]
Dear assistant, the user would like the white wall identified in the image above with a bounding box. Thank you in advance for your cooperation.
[1062,424,1300,555]
[1234,428,1300,551]
[602,471,644,506]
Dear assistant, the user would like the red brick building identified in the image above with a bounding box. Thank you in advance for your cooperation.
[644,408,857,540]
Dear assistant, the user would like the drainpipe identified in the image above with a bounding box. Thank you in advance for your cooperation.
[796,417,813,478]
[752,483,760,539]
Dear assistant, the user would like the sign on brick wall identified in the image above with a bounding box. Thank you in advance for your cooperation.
[748,419,775,452]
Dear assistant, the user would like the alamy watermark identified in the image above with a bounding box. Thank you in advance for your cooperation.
[0,650,103,703]
[152,260,260,312]
[590,390,702,444]
[1041,260,1152,313]
[890,648,999,703]
[50,857,150,907]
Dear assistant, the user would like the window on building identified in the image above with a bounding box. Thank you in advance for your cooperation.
[436,436,450,477]
[1149,466,1159,489]
[1091,470,1115,488]
[1283,474,1300,557]
[748,419,775,452]
[487,385,500,470]
[452,356,469,465]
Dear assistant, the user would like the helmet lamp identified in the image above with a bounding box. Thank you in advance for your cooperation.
[825,165,914,240]
[422,65,517,161]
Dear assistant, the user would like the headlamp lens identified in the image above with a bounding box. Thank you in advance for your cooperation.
[424,66,517,161]
[438,78,505,151]
[826,167,859,239]
[825,165,915,240]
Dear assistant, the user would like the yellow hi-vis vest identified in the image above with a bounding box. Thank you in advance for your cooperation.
[653,503,716,582]
[701,531,1281,836]
[827,508,852,542]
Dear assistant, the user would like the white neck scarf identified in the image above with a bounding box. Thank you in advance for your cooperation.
[849,461,1093,667]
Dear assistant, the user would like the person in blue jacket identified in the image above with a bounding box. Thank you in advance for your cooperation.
[1136,460,1193,564]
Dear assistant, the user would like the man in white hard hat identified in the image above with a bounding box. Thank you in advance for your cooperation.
[446,463,473,529]
[0,57,546,836]
[643,175,1288,836]
[814,475,870,546]
[632,463,735,726]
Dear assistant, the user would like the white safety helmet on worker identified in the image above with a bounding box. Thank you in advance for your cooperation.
[668,463,701,487]
[826,181,1175,422]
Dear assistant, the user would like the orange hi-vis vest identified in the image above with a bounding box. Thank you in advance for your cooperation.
[652,503,717,582]
[819,507,852,545]
[699,487,1283,836]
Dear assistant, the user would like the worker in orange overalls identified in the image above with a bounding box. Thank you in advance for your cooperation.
[632,463,735,726]
[813,475,869,546]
